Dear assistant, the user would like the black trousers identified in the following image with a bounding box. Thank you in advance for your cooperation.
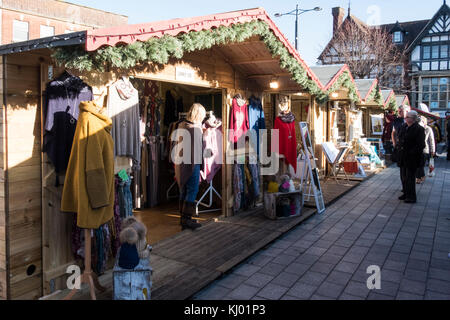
[401,166,417,201]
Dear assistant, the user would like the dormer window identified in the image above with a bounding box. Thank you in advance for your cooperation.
[393,31,403,43]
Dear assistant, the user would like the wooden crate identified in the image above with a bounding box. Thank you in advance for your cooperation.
[263,191,303,220]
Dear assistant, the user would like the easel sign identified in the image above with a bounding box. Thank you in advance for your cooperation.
[299,122,326,214]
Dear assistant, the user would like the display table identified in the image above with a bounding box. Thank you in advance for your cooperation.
[264,190,303,220]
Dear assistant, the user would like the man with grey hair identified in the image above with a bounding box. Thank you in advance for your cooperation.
[397,110,425,203]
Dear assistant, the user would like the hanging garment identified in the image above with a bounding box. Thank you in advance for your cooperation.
[201,117,223,183]
[61,101,114,229]
[248,163,260,199]
[233,164,244,212]
[248,96,266,157]
[118,177,133,218]
[163,90,177,127]
[43,71,93,178]
[107,77,141,169]
[273,112,298,172]
[229,97,249,143]
[147,136,160,208]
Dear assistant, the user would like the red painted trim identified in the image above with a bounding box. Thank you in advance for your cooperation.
[84,7,323,89]
[323,64,362,101]
[363,79,378,103]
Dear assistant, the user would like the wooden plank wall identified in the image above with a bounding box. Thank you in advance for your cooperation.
[0,56,7,299]
[4,53,43,300]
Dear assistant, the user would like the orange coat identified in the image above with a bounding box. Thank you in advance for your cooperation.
[61,101,114,229]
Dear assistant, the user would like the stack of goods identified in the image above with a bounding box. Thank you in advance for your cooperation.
[343,153,359,174]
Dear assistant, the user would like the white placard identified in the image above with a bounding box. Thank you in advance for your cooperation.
[176,67,195,82]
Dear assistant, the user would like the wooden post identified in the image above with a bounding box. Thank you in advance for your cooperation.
[63,229,105,300]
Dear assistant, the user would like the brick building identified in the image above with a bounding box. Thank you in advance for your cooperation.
[319,2,450,115]
[0,0,128,44]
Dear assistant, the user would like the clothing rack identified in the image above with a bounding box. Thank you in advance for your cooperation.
[195,180,222,215]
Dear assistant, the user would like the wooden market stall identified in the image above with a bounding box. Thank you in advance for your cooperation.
[308,64,362,173]
[355,79,385,139]
[0,8,326,300]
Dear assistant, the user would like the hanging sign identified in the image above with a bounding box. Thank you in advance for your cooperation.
[176,66,195,82]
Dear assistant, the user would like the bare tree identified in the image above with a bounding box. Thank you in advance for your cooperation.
[325,19,406,86]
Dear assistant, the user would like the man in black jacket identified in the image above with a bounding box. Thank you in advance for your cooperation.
[397,111,425,203]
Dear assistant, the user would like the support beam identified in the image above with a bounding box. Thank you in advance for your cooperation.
[230,58,279,65]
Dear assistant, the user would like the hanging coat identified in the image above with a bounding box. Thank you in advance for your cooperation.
[229,98,249,143]
[248,96,266,157]
[273,113,297,172]
[61,101,115,229]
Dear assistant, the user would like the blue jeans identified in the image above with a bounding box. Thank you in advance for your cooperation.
[180,164,201,203]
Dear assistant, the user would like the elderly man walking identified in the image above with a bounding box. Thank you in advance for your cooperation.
[397,111,425,203]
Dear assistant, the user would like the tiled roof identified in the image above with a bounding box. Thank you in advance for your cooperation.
[354,79,378,101]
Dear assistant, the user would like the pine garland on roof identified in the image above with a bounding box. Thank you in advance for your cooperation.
[51,20,347,104]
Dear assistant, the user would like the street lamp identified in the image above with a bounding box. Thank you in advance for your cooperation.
[274,4,322,51]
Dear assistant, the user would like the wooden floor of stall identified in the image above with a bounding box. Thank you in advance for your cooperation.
[134,203,222,245]
[40,175,373,301]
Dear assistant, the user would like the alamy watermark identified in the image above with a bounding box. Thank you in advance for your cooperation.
[366,265,381,290]
[171,128,280,176]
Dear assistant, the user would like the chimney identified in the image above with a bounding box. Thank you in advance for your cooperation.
[332,7,345,34]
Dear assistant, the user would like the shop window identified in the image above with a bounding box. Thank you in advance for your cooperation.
[13,20,29,42]
[423,78,430,85]
[430,101,439,109]
[431,78,439,85]
[439,100,447,109]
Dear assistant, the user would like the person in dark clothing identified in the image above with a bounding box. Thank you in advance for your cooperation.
[397,111,426,203]
[447,115,450,160]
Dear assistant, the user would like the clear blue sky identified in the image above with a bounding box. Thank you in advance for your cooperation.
[69,0,446,65]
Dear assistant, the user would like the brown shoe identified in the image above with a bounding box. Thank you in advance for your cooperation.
[181,202,202,230]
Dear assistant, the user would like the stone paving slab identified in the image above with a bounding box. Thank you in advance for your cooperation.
[193,158,450,300]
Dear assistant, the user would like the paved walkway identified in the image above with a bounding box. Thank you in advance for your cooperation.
[193,158,450,300]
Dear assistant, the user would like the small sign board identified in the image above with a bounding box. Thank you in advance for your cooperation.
[176,66,195,82]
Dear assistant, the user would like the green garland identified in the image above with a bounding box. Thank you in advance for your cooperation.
[323,71,361,104]
[51,20,347,104]
[383,95,399,114]
[365,83,383,106]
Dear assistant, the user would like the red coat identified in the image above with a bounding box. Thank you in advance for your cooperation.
[229,98,249,143]
[273,117,297,172]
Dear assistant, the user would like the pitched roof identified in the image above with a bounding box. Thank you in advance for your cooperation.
[380,19,429,51]
[405,2,450,52]
[354,79,378,102]
[395,94,410,107]
[381,89,395,107]
[83,7,321,88]
[309,64,346,89]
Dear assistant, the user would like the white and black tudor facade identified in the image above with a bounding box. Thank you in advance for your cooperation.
[319,1,450,117]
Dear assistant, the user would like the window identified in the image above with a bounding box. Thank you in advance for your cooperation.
[431,61,439,70]
[441,45,448,58]
[393,31,403,43]
[422,62,430,71]
[422,37,431,42]
[40,25,54,38]
[440,60,448,70]
[13,20,29,42]
[432,45,439,59]
[423,46,431,59]
[421,77,449,110]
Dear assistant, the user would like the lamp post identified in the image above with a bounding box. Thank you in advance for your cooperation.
[275,4,322,51]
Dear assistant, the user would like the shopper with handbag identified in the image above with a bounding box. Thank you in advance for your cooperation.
[416,116,435,184]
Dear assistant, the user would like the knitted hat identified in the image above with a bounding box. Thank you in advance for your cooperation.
[118,243,140,270]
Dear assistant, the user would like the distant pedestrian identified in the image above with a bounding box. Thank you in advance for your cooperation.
[416,116,435,184]
[397,111,425,203]
[447,115,450,160]
[392,105,411,192]
[392,105,411,163]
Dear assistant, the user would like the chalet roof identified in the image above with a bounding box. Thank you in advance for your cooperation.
[354,79,377,101]
[395,94,410,107]
[381,89,395,105]
[0,7,324,94]
[309,64,346,89]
